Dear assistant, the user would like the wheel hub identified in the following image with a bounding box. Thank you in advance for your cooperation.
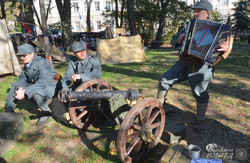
[140,124,152,142]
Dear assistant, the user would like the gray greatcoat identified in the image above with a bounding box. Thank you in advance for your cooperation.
[5,55,60,112]
[62,54,102,91]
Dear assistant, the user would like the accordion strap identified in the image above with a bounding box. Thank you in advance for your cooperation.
[214,36,234,65]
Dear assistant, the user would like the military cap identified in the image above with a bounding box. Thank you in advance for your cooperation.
[192,0,213,12]
[16,44,35,55]
[71,40,87,52]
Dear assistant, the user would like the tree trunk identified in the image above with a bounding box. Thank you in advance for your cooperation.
[46,0,52,21]
[32,1,42,29]
[0,0,6,19]
[155,0,171,42]
[86,0,92,32]
[55,0,72,51]
[114,0,119,27]
[114,0,125,28]
[156,21,165,42]
[127,0,137,36]
[39,0,52,66]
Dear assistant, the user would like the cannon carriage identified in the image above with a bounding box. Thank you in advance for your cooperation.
[51,79,165,162]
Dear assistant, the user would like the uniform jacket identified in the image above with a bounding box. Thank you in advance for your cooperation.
[11,55,58,99]
[62,54,102,91]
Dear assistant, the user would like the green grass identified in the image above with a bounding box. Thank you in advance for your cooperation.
[1,42,249,162]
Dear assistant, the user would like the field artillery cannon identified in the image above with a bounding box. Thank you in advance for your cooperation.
[54,79,165,162]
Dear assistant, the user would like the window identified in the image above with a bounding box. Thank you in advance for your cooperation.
[105,1,111,10]
[95,1,100,11]
[76,22,80,31]
[97,21,102,30]
[73,2,79,12]
[223,0,228,5]
[84,2,87,11]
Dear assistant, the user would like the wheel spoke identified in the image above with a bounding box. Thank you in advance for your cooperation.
[151,122,161,129]
[96,84,100,92]
[73,106,87,109]
[134,140,142,153]
[90,85,93,92]
[126,136,140,156]
[127,131,140,141]
[85,111,92,123]
[148,110,160,124]
[132,123,142,131]
[150,134,156,141]
[138,112,144,126]
[144,105,153,122]
[77,110,88,120]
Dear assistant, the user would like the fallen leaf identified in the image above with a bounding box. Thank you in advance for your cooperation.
[110,148,117,152]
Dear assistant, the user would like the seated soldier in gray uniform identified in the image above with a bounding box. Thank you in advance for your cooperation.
[62,40,102,91]
[5,44,61,126]
[157,0,230,133]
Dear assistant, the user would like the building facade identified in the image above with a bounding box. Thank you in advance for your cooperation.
[33,0,115,34]
[182,0,238,22]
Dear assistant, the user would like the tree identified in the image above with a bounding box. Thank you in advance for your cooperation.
[114,0,125,28]
[0,0,6,19]
[39,0,52,65]
[85,0,92,32]
[155,0,190,42]
[134,0,158,44]
[232,0,250,32]
[127,0,136,35]
[55,0,72,51]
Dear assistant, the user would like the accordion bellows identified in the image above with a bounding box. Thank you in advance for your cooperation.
[181,19,231,64]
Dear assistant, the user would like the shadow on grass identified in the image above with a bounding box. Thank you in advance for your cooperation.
[70,101,248,162]
[78,125,122,163]
[163,103,249,154]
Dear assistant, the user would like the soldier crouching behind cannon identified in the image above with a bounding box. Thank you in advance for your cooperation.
[61,40,102,92]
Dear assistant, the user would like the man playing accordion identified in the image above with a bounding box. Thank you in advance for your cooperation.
[157,0,230,133]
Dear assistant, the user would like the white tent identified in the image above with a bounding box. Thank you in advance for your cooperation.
[0,19,21,76]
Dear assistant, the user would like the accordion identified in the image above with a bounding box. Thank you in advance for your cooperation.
[180,19,231,64]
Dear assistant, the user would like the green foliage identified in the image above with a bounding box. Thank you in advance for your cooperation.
[1,1,21,21]
[212,10,223,22]
[226,15,231,25]
[132,0,192,44]
[21,0,35,24]
[163,1,192,42]
[232,0,250,31]
[162,31,175,43]
[134,0,158,44]
[15,22,22,32]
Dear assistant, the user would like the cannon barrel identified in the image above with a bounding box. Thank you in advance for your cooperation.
[58,89,141,102]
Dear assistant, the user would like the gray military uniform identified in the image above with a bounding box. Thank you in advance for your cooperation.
[6,55,60,112]
[160,23,214,104]
[62,54,102,91]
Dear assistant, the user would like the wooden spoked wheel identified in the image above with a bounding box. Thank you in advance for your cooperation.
[68,79,113,129]
[116,98,165,163]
